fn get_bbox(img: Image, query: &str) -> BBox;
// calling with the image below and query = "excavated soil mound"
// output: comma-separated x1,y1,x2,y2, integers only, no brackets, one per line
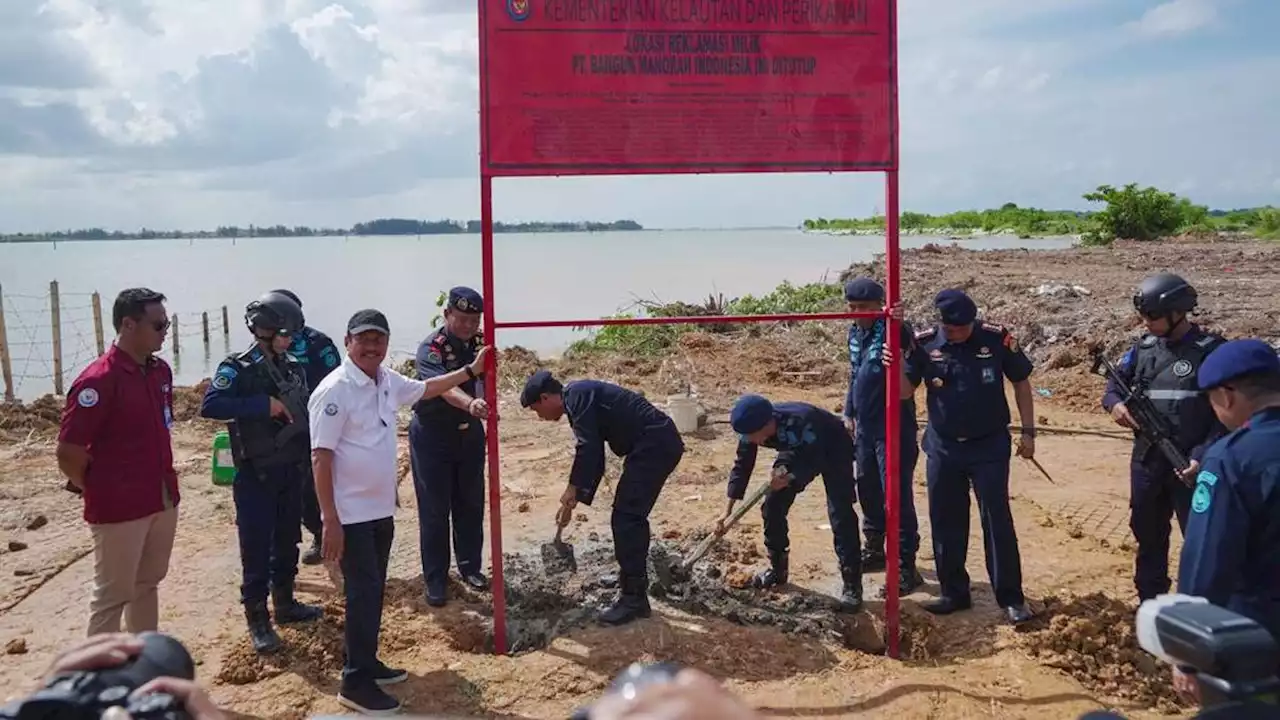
1017,592,1190,713
0,395,62,440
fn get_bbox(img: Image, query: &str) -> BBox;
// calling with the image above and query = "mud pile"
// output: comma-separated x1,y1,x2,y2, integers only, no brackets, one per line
1017,592,1189,712
0,395,63,440
217,601,348,686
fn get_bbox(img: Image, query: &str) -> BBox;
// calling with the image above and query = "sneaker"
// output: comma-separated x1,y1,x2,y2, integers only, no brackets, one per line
338,682,401,716
374,662,409,686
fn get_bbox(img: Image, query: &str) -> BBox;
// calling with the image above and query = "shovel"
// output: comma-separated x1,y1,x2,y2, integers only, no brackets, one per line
652,480,772,590
540,523,577,574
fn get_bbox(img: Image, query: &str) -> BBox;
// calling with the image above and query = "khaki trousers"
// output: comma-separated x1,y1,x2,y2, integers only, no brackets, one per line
87,507,179,637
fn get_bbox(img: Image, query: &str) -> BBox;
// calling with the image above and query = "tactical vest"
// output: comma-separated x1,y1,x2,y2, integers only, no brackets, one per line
1129,330,1224,461
227,350,312,470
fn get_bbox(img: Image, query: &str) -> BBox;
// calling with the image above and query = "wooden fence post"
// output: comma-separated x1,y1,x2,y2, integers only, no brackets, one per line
91,292,105,356
202,311,210,348
0,284,14,402
222,306,230,336
171,313,180,356
50,281,64,395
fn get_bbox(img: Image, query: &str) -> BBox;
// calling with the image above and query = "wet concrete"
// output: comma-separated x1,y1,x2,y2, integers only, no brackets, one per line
470,537,886,655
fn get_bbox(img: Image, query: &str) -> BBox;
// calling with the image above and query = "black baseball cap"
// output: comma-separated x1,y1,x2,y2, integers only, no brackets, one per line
347,309,390,335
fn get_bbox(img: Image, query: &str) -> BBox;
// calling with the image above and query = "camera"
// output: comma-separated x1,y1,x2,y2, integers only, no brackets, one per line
1136,594,1280,718
0,632,196,720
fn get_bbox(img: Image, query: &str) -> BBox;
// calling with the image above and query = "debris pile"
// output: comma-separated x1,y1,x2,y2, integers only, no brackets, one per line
1017,592,1190,713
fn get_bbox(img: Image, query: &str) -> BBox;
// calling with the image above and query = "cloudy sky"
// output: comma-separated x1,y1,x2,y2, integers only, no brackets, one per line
2,0,1277,233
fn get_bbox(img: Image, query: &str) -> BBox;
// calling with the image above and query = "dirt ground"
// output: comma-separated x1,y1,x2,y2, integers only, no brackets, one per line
2,238,1277,719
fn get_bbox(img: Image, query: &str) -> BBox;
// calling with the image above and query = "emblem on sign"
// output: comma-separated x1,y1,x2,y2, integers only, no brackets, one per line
1172,359,1193,378
506,0,529,21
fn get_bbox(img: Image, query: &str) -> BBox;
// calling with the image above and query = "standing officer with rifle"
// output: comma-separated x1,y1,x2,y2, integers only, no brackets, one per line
201,291,322,654
1096,273,1227,602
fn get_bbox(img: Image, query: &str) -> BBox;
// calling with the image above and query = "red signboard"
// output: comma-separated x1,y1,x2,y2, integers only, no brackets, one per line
479,0,896,175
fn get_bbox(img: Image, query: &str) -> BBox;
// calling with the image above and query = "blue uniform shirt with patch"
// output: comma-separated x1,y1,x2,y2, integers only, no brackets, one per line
1176,406,1280,641
287,326,341,392
844,318,921,440
727,401,846,500
200,345,299,420
411,327,484,424
562,380,675,505
907,322,1034,442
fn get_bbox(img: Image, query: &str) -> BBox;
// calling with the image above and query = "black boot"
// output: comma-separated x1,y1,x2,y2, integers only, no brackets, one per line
272,581,323,624
245,601,282,654
839,566,864,612
752,551,789,588
599,575,651,626
898,554,924,594
860,533,886,572
301,534,322,566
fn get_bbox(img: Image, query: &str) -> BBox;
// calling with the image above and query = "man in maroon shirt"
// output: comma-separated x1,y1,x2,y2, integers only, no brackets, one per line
56,288,181,637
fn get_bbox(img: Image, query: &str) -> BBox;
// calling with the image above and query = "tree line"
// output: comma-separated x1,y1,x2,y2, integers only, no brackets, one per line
803,184,1280,244
0,218,644,243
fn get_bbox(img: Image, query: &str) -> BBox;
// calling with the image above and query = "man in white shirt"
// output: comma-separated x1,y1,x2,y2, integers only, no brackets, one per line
308,309,490,716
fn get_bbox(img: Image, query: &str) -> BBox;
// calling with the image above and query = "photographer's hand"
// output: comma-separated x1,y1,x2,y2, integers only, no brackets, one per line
39,633,144,687
1171,667,1201,704
590,668,760,720
130,677,226,720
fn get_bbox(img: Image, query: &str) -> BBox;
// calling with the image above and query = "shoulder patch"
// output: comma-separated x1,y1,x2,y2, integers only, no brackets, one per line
981,322,1006,334
1196,334,1218,348
430,333,448,348
323,402,339,416
914,327,937,341
1003,332,1020,353
1191,470,1218,514
323,350,339,368
212,364,238,390
76,387,100,408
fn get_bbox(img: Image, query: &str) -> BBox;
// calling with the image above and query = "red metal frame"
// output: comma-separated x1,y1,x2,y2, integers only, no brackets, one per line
477,2,903,660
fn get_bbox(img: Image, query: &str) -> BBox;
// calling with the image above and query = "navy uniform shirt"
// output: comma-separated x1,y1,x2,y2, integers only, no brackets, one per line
412,328,484,426
288,326,341,393
201,344,306,420
908,322,1034,443
844,318,921,440
1100,325,1226,463
563,380,674,505
727,402,848,500
1177,406,1280,640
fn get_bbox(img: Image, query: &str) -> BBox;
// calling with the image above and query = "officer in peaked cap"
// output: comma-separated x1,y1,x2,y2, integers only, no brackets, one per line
721,393,864,612
841,277,925,594
409,286,490,607
906,288,1036,624
1176,338,1280,645
1100,273,1227,602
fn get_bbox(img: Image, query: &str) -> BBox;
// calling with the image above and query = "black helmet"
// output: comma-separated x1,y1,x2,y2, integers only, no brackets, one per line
269,289,305,325
1133,273,1197,317
245,291,304,336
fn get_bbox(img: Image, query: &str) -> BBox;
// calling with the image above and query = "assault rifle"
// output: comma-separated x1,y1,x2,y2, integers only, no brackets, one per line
1090,351,1191,473
261,357,310,450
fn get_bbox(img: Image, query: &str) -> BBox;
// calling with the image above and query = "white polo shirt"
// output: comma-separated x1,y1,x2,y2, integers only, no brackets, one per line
308,355,426,526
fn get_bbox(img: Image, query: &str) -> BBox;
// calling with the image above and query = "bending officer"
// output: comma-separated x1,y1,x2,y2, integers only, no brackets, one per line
521,371,684,626
722,394,863,612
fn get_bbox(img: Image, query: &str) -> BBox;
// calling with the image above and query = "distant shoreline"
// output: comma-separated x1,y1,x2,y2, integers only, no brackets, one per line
801,226,1081,239
0,218,644,243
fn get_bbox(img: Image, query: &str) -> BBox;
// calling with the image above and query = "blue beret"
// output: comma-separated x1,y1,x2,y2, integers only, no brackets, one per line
520,369,562,407
844,278,884,302
1197,339,1280,390
935,289,977,326
448,286,484,314
730,394,774,435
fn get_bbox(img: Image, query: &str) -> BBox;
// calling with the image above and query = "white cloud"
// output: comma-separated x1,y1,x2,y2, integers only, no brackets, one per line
1127,0,1218,38
0,0,1273,233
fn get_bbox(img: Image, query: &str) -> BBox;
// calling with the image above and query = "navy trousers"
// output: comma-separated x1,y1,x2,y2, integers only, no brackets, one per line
1130,456,1192,600
301,465,322,539
231,462,304,604
409,416,486,588
925,432,1025,608
762,443,862,573
856,431,921,556
613,430,684,580
340,516,395,691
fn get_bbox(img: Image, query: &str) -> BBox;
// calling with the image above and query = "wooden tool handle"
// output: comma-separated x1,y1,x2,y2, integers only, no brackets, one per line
681,481,771,570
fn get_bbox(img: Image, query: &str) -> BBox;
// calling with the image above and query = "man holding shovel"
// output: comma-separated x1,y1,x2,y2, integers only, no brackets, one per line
521,370,685,626
718,394,864,612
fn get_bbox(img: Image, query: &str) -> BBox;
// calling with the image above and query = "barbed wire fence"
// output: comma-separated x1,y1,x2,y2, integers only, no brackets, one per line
0,281,230,403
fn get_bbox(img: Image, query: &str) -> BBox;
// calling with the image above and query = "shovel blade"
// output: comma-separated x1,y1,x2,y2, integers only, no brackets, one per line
541,540,577,574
